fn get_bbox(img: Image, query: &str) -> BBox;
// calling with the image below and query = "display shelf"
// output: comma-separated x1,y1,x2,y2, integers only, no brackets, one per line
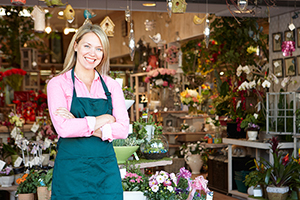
179,115,210,119
120,158,173,172
223,138,294,199
0,185,17,200
204,143,227,149
163,131,213,135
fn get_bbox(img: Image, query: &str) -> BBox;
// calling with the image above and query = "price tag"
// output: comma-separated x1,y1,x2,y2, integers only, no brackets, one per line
31,122,40,133
133,152,139,161
128,124,133,134
14,156,23,168
274,34,280,40
289,23,295,31
274,61,279,67
40,155,45,164
287,32,292,38
0,160,6,171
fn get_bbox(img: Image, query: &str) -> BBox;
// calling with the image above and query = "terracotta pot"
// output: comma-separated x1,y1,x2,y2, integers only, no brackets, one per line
37,186,50,200
266,186,289,200
184,154,203,174
18,193,35,200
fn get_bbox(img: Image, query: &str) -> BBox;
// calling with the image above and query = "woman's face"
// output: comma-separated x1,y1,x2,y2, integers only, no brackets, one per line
74,32,104,70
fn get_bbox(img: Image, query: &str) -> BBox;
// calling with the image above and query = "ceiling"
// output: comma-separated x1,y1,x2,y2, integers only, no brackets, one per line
1,0,300,32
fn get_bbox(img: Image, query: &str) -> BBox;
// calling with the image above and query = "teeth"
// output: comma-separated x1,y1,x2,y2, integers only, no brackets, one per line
85,58,95,62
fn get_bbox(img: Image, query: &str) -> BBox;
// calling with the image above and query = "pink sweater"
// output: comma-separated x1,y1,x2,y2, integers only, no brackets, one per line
47,70,129,141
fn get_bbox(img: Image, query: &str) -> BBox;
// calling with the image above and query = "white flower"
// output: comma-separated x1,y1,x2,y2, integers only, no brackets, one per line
167,186,174,192
238,81,248,91
236,65,243,77
191,144,196,152
248,80,256,89
236,100,241,109
262,80,271,88
156,175,165,184
281,77,289,87
155,79,164,86
175,88,180,93
151,185,159,192
215,115,219,120
187,89,198,98
243,65,251,74
253,113,258,119
44,138,52,149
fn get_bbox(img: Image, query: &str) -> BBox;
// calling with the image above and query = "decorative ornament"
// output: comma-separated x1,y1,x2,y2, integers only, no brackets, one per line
165,45,179,65
100,16,115,37
144,19,155,31
125,6,131,22
128,22,135,61
83,9,96,19
166,0,172,18
281,41,295,57
193,15,206,25
204,18,210,48
172,0,187,13
31,5,45,33
237,0,248,11
44,0,66,7
11,0,26,5
58,4,75,23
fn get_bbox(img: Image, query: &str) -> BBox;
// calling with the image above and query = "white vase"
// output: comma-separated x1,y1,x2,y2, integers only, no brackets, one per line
0,175,14,187
125,100,135,110
123,191,147,200
184,154,203,174
247,131,258,141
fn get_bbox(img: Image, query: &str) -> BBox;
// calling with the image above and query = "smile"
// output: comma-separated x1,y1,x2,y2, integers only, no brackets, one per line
85,57,96,63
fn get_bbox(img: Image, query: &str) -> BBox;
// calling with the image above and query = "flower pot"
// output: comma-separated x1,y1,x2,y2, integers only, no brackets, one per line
37,186,50,200
42,153,50,166
266,186,289,200
184,154,203,174
113,146,139,164
18,193,35,200
247,131,258,141
125,100,135,110
123,191,147,200
0,175,14,187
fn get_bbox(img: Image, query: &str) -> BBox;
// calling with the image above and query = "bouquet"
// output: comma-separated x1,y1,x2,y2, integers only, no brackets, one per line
122,86,135,100
180,88,202,107
180,141,206,158
144,68,176,88
0,68,27,91
122,172,145,191
144,170,177,200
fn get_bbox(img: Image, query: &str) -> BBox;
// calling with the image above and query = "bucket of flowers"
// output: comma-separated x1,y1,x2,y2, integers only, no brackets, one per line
0,165,14,187
180,88,202,116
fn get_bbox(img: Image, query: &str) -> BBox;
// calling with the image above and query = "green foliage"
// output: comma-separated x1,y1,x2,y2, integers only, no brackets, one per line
16,169,41,194
44,168,53,191
244,170,264,187
112,134,144,146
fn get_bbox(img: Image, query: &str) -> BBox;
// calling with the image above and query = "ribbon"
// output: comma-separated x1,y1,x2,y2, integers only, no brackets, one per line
282,41,295,56
187,175,210,200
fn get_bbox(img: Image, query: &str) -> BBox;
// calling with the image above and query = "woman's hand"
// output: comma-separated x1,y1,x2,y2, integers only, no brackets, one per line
54,107,75,119
94,114,116,130
93,128,102,139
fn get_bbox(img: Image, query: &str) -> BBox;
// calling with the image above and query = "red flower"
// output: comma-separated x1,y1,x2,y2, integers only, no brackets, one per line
282,154,289,166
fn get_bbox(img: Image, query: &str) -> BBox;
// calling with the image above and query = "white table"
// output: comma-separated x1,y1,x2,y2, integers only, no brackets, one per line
222,138,294,199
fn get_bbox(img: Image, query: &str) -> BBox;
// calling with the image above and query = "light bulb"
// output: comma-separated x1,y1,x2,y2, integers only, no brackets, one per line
45,26,52,34
64,28,70,35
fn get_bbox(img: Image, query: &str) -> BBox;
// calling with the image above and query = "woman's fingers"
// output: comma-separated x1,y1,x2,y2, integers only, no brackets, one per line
55,107,75,119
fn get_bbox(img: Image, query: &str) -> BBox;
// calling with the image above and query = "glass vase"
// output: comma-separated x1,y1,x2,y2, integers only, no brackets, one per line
160,87,170,108
188,105,198,116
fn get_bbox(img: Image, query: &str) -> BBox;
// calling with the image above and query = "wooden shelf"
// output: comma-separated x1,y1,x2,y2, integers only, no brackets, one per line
163,131,214,135
169,144,181,148
179,115,209,119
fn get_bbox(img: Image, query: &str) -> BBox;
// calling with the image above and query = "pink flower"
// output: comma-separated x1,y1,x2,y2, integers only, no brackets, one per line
144,76,151,83
163,81,168,87
171,69,176,75
163,180,172,186
159,68,166,75
166,69,171,75
129,179,135,183
152,70,159,77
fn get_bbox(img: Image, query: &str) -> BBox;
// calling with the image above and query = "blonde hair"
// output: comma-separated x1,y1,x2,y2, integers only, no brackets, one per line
59,23,110,75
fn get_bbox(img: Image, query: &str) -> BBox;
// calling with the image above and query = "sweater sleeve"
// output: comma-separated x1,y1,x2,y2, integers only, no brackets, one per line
47,76,93,138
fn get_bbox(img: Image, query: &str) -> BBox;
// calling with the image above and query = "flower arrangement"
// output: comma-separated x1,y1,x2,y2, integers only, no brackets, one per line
16,169,40,194
0,68,27,91
0,166,14,176
180,88,202,108
122,86,135,100
180,141,206,158
144,68,176,88
35,118,58,153
240,113,260,131
201,83,211,96
165,45,179,65
122,172,145,191
180,121,190,132
143,170,177,200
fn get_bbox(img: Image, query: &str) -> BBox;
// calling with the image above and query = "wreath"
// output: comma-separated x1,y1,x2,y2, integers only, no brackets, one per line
165,45,179,65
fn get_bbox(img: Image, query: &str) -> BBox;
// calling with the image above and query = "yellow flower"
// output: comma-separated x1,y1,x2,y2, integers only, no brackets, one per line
180,90,188,98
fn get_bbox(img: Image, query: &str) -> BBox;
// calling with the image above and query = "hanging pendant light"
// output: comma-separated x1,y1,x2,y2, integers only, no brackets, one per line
166,0,172,18
31,5,45,33
125,6,131,22
129,22,135,61
45,16,52,34
204,19,210,48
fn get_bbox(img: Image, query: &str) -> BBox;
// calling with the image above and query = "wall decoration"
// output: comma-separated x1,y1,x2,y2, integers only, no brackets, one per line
57,4,75,23
297,28,300,48
273,59,283,77
11,0,26,5
83,10,96,19
285,57,296,76
172,0,187,13
272,32,282,52
100,16,115,37
297,56,300,75
31,5,45,33
284,30,295,41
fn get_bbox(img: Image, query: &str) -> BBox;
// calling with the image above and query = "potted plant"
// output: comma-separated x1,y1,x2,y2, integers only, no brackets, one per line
36,169,53,200
180,141,207,174
112,135,144,164
261,137,300,200
122,170,147,200
123,86,135,110
16,169,40,200
0,165,14,187
143,170,177,200
240,113,260,141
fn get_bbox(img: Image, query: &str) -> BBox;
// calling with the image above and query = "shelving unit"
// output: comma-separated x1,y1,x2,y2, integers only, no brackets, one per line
130,72,150,122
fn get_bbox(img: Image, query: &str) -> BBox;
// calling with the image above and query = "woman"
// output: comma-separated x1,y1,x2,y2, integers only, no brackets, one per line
47,22,129,199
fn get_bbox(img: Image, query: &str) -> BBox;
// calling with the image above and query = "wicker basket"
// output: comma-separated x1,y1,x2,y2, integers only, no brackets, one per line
164,158,186,173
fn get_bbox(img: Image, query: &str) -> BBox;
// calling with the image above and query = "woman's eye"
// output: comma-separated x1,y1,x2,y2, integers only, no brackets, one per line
84,45,90,48
96,48,102,51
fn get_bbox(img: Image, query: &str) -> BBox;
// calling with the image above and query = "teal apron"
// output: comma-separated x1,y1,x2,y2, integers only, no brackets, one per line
51,68,123,200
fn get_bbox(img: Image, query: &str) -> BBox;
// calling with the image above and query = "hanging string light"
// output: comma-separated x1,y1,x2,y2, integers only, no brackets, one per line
166,0,172,18
204,0,210,48
45,16,52,34
128,0,135,61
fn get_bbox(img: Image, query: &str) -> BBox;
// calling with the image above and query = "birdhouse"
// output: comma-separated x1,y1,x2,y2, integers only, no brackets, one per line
11,0,26,5
100,16,115,37
31,6,45,33
172,0,187,13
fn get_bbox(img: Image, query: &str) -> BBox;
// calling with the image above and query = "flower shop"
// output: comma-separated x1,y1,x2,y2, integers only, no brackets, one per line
1,1,300,200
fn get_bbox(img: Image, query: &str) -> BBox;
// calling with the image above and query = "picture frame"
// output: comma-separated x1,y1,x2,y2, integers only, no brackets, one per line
284,57,296,76
297,56,300,75
272,32,282,52
273,59,283,77
284,30,295,42
297,28,300,48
